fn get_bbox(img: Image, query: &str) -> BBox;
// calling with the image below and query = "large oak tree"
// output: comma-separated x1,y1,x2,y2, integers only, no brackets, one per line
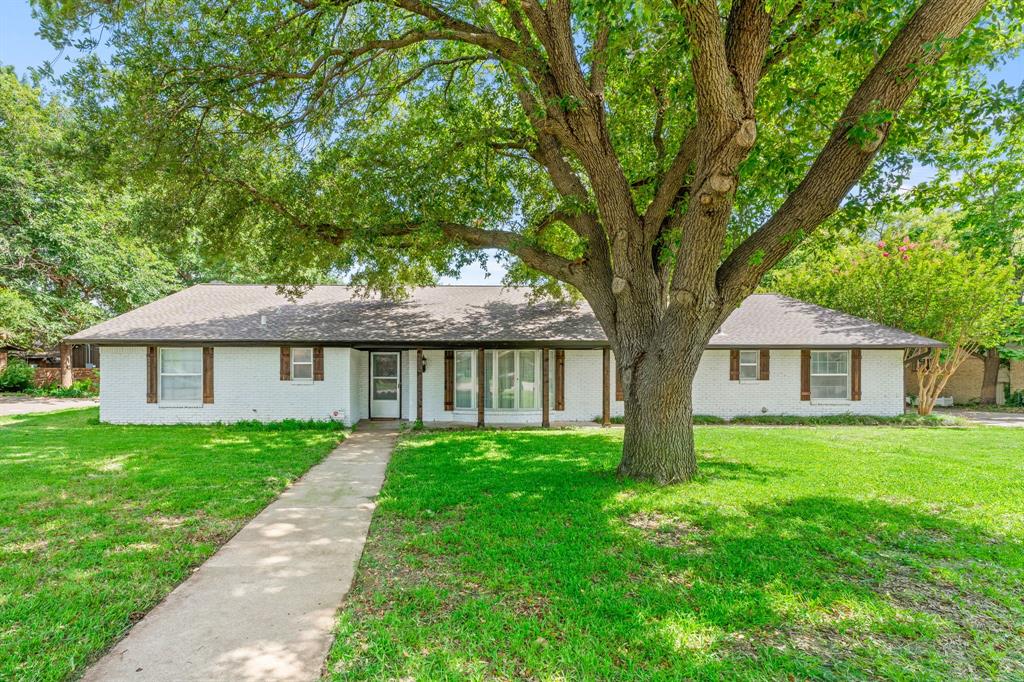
38,0,1022,481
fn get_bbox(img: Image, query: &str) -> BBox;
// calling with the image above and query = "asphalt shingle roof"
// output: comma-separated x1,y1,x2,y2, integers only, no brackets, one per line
66,285,942,348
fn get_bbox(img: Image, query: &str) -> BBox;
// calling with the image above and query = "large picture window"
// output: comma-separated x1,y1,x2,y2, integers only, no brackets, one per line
454,349,541,410
810,350,849,400
159,348,202,402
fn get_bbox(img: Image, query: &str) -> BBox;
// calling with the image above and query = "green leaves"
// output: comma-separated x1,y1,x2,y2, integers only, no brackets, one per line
769,215,1023,353
0,68,180,349
23,0,1024,296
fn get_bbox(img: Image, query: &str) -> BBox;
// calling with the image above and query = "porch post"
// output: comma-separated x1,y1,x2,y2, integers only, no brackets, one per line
60,344,73,388
542,347,550,428
601,347,611,427
416,348,424,422
477,348,485,427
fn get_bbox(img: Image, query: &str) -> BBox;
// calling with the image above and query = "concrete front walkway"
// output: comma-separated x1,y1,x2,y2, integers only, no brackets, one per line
82,426,397,682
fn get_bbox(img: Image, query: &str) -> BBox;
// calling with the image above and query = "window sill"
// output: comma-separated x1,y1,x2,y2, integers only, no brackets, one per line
290,379,315,385
811,399,852,405
158,402,204,409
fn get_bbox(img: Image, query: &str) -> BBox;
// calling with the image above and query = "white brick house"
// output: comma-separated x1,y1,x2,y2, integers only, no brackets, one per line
67,285,940,425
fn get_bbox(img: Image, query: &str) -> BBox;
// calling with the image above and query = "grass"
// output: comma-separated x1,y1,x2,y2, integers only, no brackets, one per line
327,426,1024,681
601,413,963,426
0,408,345,681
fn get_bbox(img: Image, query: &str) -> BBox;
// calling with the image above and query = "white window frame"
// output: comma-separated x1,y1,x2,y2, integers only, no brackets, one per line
810,350,850,401
738,350,760,381
291,347,314,383
158,347,203,406
454,349,542,412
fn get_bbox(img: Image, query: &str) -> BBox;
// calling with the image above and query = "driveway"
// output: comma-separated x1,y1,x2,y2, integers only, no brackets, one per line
944,409,1024,427
82,424,397,682
0,395,98,417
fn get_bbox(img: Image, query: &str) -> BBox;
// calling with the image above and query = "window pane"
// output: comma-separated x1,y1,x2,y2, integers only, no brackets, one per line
811,375,848,399
292,362,313,380
292,347,313,364
372,353,398,378
519,351,536,409
160,375,201,401
497,350,516,409
811,350,847,375
739,350,758,380
455,351,474,409
161,348,201,374
484,352,493,408
373,378,398,400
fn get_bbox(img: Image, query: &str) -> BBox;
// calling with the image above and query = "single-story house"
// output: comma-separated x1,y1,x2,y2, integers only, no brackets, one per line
65,284,941,425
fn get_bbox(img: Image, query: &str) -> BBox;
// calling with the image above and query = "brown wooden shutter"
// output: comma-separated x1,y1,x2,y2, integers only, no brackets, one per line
800,349,811,401
554,349,565,411
203,347,214,404
615,365,624,401
759,349,770,381
443,350,454,411
280,347,291,381
729,349,740,380
313,346,324,381
146,346,158,403
851,349,862,401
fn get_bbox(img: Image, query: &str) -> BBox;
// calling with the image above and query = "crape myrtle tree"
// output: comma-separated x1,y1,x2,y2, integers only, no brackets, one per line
38,0,1022,482
769,225,1022,415
907,108,1024,404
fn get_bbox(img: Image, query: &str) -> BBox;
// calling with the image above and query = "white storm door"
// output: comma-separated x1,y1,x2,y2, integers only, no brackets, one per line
370,352,401,418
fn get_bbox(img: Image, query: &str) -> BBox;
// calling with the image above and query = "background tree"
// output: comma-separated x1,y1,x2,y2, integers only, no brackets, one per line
0,67,180,350
770,226,1022,414
36,0,1024,481
904,108,1024,403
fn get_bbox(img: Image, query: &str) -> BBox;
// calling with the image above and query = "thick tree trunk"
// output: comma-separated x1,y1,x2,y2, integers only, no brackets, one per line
618,372,698,484
613,322,711,485
979,348,1001,405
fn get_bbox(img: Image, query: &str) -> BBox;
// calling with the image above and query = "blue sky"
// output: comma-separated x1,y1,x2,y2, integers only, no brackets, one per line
2,0,1021,284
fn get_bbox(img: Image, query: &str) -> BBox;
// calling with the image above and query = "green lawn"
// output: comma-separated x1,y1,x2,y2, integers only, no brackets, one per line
327,426,1024,681
0,408,344,682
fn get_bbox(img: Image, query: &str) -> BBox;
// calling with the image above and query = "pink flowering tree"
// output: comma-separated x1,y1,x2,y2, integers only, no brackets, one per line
771,230,1022,414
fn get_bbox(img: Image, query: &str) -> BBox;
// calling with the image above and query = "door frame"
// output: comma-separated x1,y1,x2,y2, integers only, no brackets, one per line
368,351,402,419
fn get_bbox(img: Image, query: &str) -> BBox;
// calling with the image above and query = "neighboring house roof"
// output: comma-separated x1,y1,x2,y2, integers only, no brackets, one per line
66,284,943,349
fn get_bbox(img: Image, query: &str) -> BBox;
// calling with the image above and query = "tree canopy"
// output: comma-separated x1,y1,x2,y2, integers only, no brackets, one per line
0,67,180,350
37,0,1023,293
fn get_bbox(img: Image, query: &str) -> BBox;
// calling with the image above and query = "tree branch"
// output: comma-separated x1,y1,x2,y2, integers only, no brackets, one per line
717,0,989,305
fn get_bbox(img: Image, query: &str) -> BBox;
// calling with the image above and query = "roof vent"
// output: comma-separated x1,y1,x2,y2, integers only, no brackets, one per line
260,315,267,326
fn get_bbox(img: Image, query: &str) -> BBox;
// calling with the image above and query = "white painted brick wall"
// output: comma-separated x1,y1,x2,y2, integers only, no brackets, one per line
99,346,904,424
99,346,357,425
692,349,905,418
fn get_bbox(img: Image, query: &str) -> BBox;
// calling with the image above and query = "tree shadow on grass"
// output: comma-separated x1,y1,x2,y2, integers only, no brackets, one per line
331,430,1024,681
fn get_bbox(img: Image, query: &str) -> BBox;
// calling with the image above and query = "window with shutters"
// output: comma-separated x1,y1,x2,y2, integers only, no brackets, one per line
810,350,850,400
291,347,314,382
738,350,759,381
455,349,541,411
159,348,203,404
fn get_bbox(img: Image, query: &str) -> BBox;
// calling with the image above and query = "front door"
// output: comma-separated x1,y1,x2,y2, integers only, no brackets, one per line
370,352,401,418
